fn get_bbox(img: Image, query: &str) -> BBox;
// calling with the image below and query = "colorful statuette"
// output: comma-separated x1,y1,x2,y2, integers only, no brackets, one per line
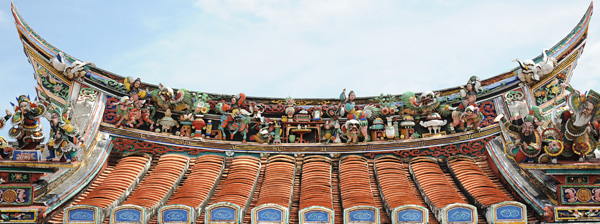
45,105,80,162
6,95,47,150
558,84,600,161
514,49,557,84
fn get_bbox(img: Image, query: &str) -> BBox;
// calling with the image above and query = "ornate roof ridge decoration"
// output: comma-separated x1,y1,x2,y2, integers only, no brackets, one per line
10,2,593,104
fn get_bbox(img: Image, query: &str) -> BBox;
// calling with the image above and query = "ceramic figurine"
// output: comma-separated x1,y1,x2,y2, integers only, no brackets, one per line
254,118,275,144
50,51,95,80
189,93,211,138
115,96,154,129
344,120,362,144
150,83,194,112
273,122,282,144
114,96,133,128
45,106,80,162
400,91,451,119
6,95,47,149
179,113,194,137
450,76,481,133
400,90,451,136
216,93,251,143
558,84,600,162
339,89,380,143
251,103,265,120
514,49,557,84
460,105,484,132
157,109,179,133
323,108,343,144
284,96,295,121
499,111,542,162
339,89,356,116
191,114,206,138
124,76,148,101
129,99,155,130
138,100,156,130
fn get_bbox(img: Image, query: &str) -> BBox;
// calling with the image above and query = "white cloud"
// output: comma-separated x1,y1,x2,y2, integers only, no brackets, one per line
102,1,595,98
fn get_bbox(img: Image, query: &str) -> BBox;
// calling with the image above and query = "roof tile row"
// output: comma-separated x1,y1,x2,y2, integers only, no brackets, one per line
77,155,151,209
374,156,424,208
299,155,333,210
409,157,466,209
339,155,377,208
167,154,225,208
447,156,511,207
255,155,296,207
122,154,190,209
212,156,261,206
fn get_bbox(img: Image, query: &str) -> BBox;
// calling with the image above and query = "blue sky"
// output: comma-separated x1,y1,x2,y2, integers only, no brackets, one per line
0,1,598,142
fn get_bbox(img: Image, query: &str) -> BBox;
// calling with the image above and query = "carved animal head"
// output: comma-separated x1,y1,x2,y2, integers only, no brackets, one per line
420,91,438,107
521,59,536,71
158,84,174,102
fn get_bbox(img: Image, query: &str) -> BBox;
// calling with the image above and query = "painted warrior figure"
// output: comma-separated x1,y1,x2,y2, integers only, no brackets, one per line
254,117,276,144
45,106,80,162
3,95,47,149
216,93,251,143
558,83,600,161
501,111,542,162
